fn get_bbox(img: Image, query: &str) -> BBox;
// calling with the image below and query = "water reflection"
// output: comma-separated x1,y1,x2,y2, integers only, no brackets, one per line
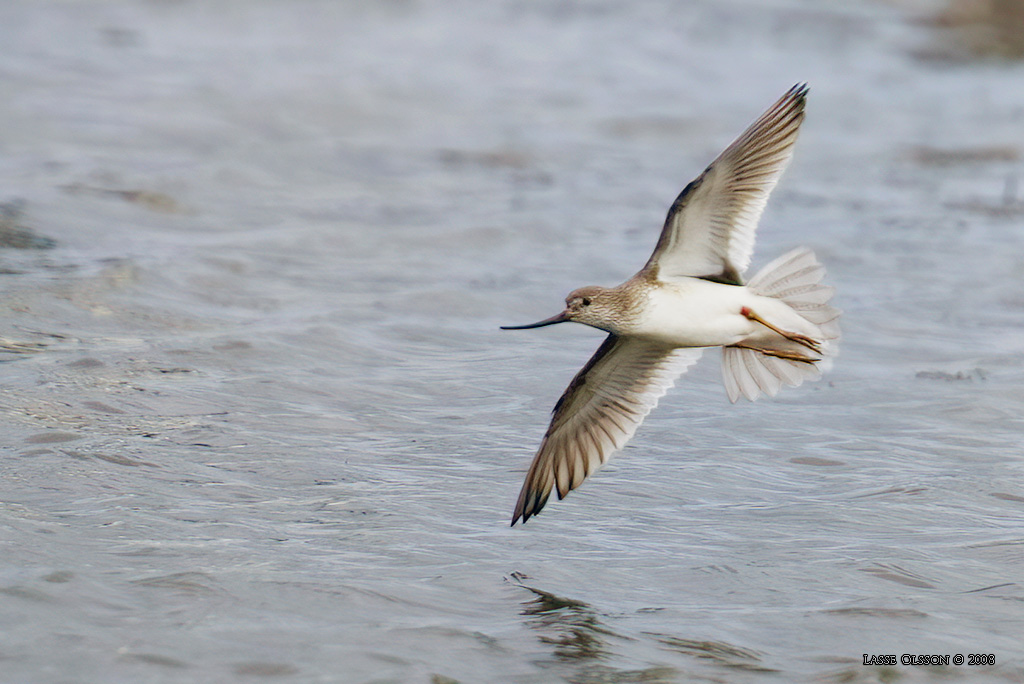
514,579,779,682
519,584,621,662
643,634,777,675
514,579,679,683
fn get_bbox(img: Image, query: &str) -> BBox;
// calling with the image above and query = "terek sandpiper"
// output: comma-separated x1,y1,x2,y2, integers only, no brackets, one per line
503,84,840,525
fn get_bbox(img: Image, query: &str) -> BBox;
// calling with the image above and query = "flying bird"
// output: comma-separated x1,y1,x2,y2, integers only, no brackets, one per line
503,84,840,526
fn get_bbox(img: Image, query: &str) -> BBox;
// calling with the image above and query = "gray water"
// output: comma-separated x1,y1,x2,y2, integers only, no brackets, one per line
2,1,1024,682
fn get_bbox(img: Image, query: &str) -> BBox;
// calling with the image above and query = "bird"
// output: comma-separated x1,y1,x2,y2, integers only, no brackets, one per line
502,84,840,526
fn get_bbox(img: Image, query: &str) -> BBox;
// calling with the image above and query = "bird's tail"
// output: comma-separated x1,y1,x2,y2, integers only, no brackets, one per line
721,247,840,402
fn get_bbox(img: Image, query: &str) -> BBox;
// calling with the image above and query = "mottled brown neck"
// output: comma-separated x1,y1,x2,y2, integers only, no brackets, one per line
605,274,653,329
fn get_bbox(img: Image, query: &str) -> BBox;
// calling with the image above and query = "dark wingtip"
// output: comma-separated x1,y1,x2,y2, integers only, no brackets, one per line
511,498,526,526
511,490,545,526
510,509,531,527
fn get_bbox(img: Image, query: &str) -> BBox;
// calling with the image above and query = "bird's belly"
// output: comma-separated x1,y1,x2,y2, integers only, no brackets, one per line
632,282,753,347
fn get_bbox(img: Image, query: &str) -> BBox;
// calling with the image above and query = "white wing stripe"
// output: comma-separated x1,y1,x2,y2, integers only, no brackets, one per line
644,84,808,283
512,338,702,524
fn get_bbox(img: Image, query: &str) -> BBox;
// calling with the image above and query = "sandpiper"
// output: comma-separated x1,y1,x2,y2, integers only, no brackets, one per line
503,84,840,526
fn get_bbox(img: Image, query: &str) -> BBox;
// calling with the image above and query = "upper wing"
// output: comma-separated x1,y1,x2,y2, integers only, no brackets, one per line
643,84,808,285
511,335,702,525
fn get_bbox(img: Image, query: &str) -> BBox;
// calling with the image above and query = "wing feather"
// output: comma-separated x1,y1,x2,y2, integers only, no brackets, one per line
643,84,808,284
511,335,702,525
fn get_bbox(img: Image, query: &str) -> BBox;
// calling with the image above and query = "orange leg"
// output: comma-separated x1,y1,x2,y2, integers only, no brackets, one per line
740,306,822,353
731,342,819,364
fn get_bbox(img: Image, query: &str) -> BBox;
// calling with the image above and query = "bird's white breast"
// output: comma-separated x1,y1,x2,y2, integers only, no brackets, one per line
631,278,755,348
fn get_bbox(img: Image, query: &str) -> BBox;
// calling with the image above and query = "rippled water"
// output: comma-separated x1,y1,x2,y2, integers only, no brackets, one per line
3,1,1024,682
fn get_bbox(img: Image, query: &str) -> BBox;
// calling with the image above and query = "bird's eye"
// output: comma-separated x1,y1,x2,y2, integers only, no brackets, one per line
581,298,591,306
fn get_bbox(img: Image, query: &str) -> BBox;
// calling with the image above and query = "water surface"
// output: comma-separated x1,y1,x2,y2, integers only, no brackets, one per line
2,1,1024,682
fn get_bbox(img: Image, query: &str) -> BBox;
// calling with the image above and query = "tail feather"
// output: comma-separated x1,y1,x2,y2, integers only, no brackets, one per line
722,346,821,402
722,247,840,403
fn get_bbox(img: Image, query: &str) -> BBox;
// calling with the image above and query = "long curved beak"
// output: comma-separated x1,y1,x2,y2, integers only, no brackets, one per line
500,311,569,330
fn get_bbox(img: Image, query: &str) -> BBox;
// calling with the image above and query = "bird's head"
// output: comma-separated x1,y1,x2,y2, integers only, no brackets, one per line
501,285,620,333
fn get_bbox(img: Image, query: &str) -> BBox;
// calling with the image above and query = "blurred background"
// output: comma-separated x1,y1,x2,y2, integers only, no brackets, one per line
2,0,1024,682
